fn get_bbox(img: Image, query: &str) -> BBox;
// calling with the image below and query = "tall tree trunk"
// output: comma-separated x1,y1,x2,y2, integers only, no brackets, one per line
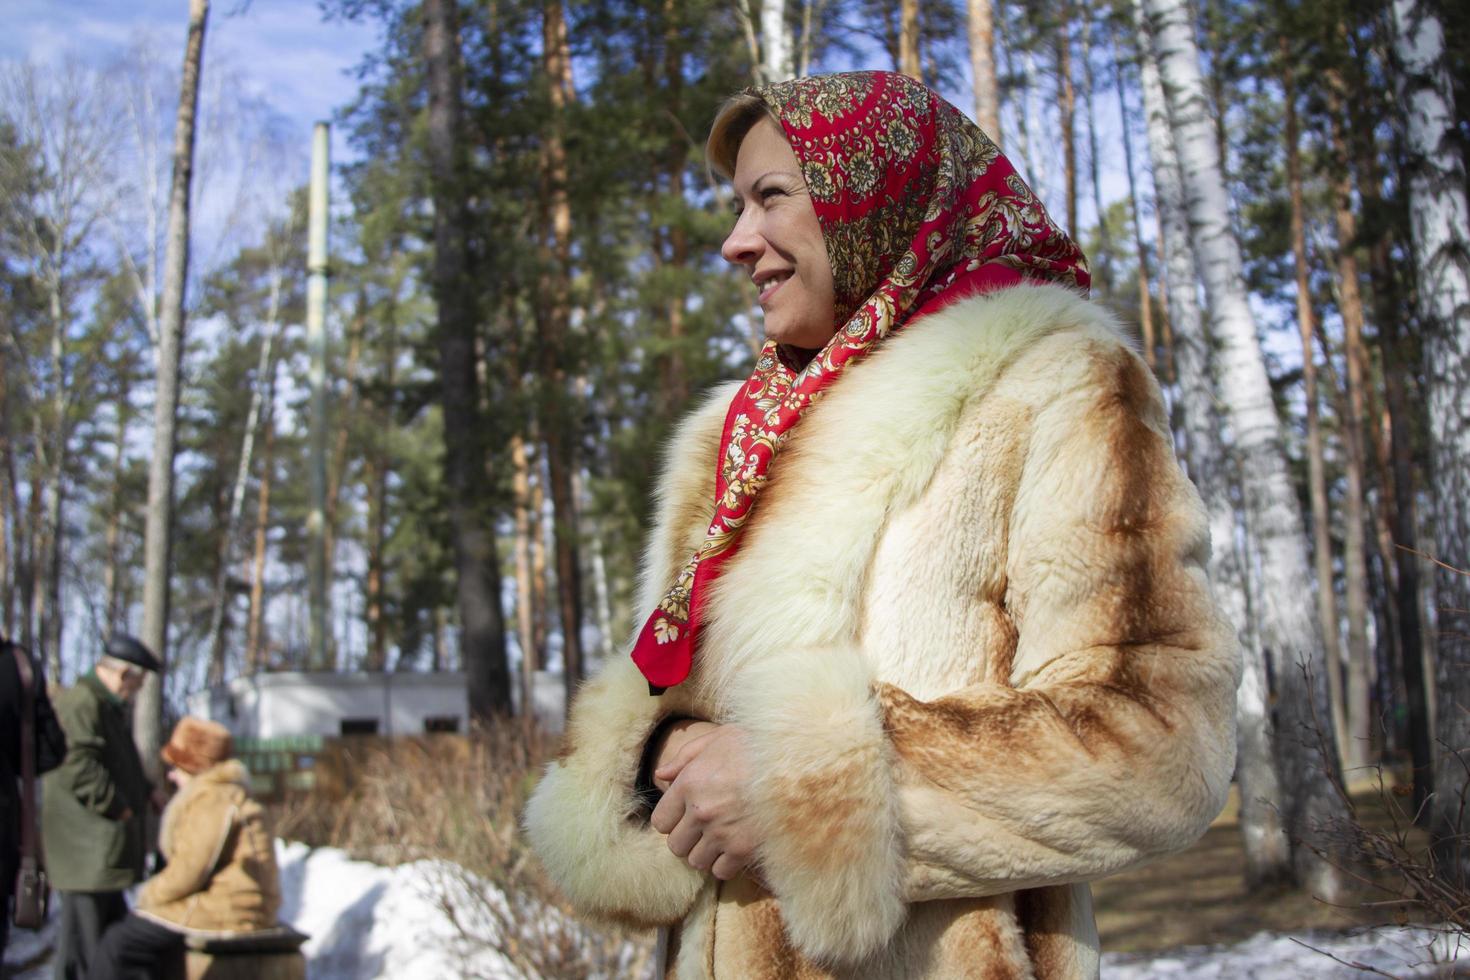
760,0,794,83
362,297,398,675
323,292,367,630
1323,78,1374,772
1354,51,1434,817
531,451,551,666
1112,25,1156,374
423,0,512,722
23,470,41,653
1137,14,1289,887
44,278,66,683
1080,9,1111,295
899,0,921,80
362,453,389,673
512,435,540,732
1389,0,1470,875
245,379,276,675
539,0,585,710
305,123,331,671
1018,45,1046,193
1382,305,1433,819
660,0,690,411
136,0,209,781
1141,0,1343,894
1056,11,1076,235
206,271,284,686
105,401,128,632
1284,47,1348,769
967,0,1001,143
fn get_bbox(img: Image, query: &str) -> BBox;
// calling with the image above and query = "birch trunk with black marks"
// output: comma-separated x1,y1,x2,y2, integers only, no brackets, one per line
1136,0,1292,887
1389,0,1470,877
761,0,794,83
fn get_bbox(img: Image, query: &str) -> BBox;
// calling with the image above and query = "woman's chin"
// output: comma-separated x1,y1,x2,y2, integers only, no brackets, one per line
762,317,838,351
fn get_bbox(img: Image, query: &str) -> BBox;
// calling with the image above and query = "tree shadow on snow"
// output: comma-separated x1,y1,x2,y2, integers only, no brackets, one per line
307,881,389,979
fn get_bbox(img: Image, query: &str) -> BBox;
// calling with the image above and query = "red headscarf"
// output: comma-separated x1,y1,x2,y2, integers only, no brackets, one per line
632,71,1089,692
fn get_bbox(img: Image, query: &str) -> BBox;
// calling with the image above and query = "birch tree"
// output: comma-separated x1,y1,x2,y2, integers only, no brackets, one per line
136,0,210,779
0,63,122,679
1134,9,1289,887
1139,0,1345,896
1388,0,1470,877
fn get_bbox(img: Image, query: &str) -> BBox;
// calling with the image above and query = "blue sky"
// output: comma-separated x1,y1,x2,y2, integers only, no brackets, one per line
4,0,380,166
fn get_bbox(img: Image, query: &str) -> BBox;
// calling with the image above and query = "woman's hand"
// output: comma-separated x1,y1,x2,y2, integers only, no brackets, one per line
650,724,760,881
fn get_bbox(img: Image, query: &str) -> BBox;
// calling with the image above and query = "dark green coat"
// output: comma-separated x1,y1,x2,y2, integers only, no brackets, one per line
41,671,152,891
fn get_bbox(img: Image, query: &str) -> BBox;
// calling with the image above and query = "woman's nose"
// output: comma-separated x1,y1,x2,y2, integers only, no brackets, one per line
721,209,763,266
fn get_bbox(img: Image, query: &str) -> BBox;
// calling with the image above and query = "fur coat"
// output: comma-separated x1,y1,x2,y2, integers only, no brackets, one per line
525,285,1241,978
136,759,282,936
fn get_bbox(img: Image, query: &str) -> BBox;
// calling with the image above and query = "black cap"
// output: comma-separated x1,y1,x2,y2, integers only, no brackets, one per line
103,634,162,672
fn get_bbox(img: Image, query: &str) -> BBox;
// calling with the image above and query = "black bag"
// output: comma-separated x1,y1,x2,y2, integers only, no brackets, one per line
11,644,49,930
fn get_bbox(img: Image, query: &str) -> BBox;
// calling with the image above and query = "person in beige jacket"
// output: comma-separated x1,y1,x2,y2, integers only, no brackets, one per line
87,717,282,979
524,71,1240,978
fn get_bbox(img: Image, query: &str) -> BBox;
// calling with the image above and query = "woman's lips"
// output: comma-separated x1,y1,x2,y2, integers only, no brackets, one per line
758,273,790,305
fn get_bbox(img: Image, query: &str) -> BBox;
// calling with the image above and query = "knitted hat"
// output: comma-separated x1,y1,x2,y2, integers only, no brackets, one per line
160,716,233,774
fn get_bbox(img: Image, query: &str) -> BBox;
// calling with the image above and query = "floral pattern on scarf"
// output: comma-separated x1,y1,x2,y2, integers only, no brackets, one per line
632,71,1090,691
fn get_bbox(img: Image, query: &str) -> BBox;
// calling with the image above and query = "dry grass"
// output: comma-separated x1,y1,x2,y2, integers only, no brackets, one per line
1093,779,1437,955
267,720,655,980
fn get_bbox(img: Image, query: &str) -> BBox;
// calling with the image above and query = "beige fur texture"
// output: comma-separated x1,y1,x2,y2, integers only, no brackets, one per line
524,284,1240,978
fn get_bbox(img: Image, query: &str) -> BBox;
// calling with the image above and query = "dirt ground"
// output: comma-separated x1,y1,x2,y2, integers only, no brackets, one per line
1093,779,1426,953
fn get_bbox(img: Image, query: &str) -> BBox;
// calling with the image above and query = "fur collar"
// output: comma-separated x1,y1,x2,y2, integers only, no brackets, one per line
687,283,1127,708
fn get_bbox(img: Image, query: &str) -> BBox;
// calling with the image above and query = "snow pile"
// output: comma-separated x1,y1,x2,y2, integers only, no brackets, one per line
1102,926,1460,978
4,842,1464,978
276,839,524,979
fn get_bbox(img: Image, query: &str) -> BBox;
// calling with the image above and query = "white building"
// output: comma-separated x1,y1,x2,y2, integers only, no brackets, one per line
187,669,567,739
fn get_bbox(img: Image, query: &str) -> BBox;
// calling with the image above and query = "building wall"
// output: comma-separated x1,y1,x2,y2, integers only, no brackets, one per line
187,669,566,739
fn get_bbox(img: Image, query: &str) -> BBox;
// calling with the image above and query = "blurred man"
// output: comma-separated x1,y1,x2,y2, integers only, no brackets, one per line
1,637,66,961
42,635,165,980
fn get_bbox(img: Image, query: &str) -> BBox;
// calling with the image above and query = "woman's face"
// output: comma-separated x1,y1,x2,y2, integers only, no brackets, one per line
721,116,837,350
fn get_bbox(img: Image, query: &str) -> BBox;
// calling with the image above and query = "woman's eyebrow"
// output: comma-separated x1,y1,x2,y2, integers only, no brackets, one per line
735,169,801,196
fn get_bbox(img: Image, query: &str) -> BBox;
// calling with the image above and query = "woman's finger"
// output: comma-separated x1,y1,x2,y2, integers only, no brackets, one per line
654,726,717,781
650,782,686,835
710,852,747,881
665,811,704,859
685,835,721,873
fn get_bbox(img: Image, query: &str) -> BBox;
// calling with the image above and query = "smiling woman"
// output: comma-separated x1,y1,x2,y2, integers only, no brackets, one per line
525,71,1240,980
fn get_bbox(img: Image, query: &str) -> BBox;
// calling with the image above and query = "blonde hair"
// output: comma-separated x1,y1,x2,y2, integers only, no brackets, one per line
706,91,780,180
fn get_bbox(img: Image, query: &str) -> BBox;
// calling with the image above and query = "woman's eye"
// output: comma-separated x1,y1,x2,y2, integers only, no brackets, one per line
759,187,783,200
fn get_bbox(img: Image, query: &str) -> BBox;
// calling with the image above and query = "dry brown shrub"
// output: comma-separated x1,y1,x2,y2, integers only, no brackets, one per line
268,719,655,979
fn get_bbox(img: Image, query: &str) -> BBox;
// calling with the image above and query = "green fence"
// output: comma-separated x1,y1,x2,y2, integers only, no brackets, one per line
234,735,325,800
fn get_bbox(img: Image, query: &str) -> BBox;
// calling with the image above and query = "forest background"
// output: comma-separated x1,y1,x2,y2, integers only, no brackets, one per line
3,0,1470,947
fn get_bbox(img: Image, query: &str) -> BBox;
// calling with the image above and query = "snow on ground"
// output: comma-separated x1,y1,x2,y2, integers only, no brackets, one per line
3,842,1464,978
